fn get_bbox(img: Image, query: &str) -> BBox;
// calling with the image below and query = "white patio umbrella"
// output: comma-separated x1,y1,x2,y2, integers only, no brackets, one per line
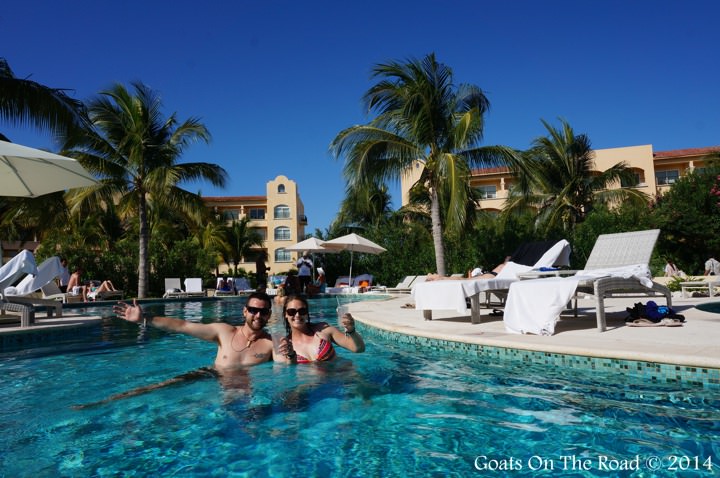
284,237,329,254
0,140,97,197
323,233,386,286
285,237,338,281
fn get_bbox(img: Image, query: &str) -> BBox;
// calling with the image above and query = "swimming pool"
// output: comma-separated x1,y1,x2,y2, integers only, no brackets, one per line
1,296,717,476
697,301,720,314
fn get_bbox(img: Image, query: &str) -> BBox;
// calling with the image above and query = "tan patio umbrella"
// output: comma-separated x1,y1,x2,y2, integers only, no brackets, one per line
0,140,97,197
323,233,386,286
285,237,338,281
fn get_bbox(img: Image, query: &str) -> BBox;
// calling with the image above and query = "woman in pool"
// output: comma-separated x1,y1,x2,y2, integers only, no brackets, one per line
282,295,365,362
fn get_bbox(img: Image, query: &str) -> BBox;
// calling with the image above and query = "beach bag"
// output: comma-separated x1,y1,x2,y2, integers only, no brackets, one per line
625,301,685,323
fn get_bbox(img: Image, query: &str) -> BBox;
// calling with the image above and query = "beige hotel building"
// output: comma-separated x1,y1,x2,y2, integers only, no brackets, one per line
401,144,720,212
203,175,307,275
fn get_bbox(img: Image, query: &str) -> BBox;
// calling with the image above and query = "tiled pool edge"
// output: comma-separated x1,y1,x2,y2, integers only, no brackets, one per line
358,322,720,391
0,320,101,352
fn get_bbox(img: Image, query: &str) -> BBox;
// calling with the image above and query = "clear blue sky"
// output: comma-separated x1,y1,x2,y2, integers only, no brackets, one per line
3,1,719,233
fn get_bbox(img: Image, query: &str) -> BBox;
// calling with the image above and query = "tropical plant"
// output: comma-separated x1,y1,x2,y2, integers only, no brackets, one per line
0,191,70,243
0,58,90,245
330,53,518,276
335,181,393,228
0,57,88,141
504,119,648,233
223,217,264,276
192,218,231,276
62,82,227,297
650,160,720,274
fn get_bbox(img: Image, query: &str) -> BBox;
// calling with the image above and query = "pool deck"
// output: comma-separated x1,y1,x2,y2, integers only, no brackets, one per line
346,293,720,369
1,294,719,370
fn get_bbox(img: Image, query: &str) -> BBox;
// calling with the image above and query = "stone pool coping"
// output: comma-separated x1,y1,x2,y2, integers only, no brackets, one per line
347,294,720,389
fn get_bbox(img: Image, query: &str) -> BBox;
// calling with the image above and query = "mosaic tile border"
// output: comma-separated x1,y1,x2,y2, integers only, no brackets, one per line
360,324,720,391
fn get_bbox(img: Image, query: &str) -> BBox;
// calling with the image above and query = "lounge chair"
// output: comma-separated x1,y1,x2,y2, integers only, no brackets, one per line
163,278,185,298
372,275,417,293
183,278,206,297
41,281,83,303
0,250,38,327
215,277,236,296
86,280,124,301
352,274,374,291
233,278,255,293
4,256,65,317
504,229,671,335
326,276,352,294
90,289,124,301
412,239,571,323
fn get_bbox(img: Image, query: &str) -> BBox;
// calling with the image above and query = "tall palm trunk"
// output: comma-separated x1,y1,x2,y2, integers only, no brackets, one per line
429,187,446,276
137,192,149,298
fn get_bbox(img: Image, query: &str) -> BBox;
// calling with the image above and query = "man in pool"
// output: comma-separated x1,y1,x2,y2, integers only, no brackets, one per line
114,291,290,368
74,292,290,408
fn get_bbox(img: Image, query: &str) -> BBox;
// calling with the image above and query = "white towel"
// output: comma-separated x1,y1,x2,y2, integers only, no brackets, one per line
0,250,38,295
504,277,580,335
4,256,63,296
503,264,653,335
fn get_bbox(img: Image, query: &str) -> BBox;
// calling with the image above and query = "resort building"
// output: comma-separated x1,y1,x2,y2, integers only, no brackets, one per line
203,175,307,275
401,144,720,212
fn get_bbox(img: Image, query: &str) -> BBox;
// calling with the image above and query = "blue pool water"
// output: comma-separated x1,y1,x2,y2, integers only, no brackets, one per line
697,301,720,314
1,296,718,477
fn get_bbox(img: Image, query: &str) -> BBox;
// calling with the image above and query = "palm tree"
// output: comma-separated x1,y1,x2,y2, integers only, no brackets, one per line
330,53,518,276
192,218,231,276
504,119,648,232
0,57,88,141
63,82,227,298
336,181,393,228
223,217,264,275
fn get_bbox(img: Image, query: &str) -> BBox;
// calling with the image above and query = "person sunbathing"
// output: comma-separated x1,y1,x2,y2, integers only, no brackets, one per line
87,280,118,301
426,257,510,281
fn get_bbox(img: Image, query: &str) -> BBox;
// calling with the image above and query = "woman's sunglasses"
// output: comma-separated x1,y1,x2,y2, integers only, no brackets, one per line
246,306,271,316
286,307,309,316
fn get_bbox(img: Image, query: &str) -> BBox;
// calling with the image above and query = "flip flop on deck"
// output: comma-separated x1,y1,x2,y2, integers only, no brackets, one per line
626,318,684,327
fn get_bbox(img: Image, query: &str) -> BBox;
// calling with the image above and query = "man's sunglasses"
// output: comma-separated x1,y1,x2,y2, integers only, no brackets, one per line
246,306,271,316
286,307,309,316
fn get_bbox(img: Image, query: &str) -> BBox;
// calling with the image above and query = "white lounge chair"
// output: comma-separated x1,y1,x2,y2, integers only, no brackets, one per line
184,278,206,297
372,275,417,293
163,278,185,298
326,276,352,294
504,229,671,334
4,256,65,317
412,239,571,323
41,281,83,303
0,250,38,327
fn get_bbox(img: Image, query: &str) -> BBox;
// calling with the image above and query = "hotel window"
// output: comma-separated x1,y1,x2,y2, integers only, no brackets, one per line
655,170,679,185
222,210,239,221
476,185,497,199
275,248,291,262
274,205,290,219
274,226,291,241
251,228,266,240
248,208,265,220
278,184,286,193
621,172,641,188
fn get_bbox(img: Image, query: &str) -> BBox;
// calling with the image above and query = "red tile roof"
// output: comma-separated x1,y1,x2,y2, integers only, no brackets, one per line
654,146,720,159
471,166,512,175
203,195,267,202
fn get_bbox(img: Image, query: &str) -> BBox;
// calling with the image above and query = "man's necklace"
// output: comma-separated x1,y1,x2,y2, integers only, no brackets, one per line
231,326,255,352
